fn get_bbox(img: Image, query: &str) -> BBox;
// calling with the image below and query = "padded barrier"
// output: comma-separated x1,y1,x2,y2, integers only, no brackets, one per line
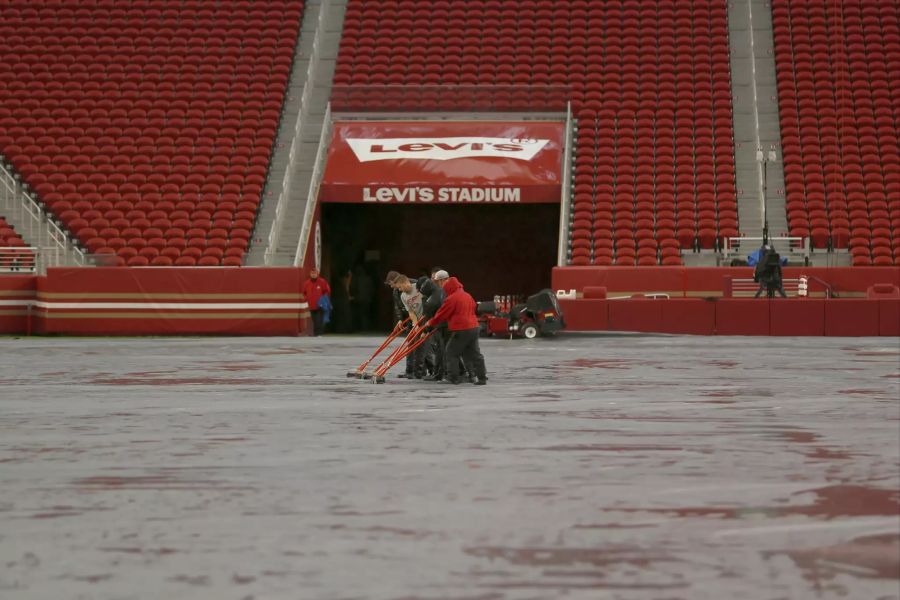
714,298,770,336
553,266,900,298
769,299,826,336
583,286,607,299
659,299,717,335
879,300,900,336
0,275,37,334
556,295,894,336
557,298,608,331
31,267,307,336
868,284,900,299
607,297,664,333
824,299,881,337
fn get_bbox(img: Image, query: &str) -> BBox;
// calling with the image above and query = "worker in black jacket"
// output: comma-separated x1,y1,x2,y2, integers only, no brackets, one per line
417,275,446,381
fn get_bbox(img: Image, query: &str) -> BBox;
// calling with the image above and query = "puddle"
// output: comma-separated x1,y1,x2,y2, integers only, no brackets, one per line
72,474,254,492
465,545,679,572
535,444,694,453
771,533,900,581
86,376,282,386
602,485,899,520
558,359,637,369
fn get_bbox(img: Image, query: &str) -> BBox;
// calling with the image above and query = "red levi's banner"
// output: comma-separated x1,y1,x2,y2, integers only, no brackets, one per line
320,121,565,204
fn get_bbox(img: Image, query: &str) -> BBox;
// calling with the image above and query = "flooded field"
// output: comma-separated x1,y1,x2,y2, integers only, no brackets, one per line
1,334,898,599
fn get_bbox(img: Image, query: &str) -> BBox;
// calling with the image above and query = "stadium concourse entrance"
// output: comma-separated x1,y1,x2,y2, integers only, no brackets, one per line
320,203,559,332
314,119,566,332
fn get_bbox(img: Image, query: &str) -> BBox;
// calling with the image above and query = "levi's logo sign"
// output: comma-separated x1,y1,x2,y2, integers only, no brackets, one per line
346,137,550,162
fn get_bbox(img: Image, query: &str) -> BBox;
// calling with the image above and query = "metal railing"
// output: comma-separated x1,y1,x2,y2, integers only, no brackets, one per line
0,246,37,273
0,162,86,273
728,277,804,297
723,236,809,265
294,103,333,268
557,101,573,267
264,0,332,266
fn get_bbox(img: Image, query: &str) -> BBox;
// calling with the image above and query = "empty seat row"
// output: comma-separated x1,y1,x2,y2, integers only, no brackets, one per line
336,0,738,266
772,0,899,265
0,0,305,266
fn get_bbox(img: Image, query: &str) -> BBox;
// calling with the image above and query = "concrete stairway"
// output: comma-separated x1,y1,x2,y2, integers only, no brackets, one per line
728,0,787,244
247,0,347,266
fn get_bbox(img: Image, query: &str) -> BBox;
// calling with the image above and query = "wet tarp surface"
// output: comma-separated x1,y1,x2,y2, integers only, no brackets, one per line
1,335,898,599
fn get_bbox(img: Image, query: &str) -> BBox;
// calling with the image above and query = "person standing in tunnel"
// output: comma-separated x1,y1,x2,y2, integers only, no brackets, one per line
426,276,487,385
302,268,331,336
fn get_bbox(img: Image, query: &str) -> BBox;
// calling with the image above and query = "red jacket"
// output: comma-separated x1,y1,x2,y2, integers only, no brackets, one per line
302,276,331,310
428,277,479,331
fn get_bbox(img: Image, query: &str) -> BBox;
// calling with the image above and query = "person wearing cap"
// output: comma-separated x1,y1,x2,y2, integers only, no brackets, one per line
302,268,331,336
426,276,487,385
432,268,450,287
418,270,475,382
416,274,448,381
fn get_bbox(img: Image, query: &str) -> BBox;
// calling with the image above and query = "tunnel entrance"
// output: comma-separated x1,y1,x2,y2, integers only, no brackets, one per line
320,203,559,332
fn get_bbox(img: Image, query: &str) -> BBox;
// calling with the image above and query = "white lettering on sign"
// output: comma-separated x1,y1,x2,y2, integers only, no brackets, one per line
347,137,549,162
362,187,521,203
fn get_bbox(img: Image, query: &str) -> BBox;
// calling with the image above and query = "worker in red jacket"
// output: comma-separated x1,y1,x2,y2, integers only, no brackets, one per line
426,276,487,385
302,268,331,336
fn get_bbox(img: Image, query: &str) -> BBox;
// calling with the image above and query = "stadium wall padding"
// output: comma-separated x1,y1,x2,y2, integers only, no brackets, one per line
557,298,608,331
552,266,900,298
0,275,37,334
556,296,898,337
26,268,307,336
879,300,900,336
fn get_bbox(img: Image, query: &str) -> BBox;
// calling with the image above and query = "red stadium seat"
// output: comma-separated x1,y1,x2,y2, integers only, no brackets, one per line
771,0,897,266
0,1,304,265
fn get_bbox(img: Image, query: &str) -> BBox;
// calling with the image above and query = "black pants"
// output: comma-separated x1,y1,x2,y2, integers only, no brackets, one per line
445,327,486,381
430,327,446,377
310,309,325,336
754,281,787,298
404,338,426,376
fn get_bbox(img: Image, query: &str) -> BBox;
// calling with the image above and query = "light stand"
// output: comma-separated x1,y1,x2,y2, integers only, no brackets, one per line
757,148,778,245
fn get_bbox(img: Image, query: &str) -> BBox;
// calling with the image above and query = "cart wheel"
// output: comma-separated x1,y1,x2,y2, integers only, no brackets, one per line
522,323,538,339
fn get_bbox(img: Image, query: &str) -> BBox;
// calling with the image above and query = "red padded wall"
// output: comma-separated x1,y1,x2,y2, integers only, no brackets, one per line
879,299,900,336
770,299,826,336
824,298,880,336
659,299,716,335
33,267,305,336
714,299,770,336
607,298,664,333
0,275,37,334
557,298,608,331
553,266,900,297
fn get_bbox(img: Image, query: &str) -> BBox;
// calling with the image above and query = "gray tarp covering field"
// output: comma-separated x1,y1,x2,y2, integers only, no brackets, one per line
1,335,898,599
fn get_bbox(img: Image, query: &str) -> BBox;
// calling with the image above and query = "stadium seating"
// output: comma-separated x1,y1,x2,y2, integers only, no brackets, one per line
772,0,900,266
334,0,738,266
0,0,304,266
